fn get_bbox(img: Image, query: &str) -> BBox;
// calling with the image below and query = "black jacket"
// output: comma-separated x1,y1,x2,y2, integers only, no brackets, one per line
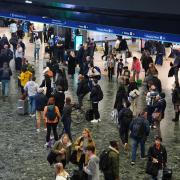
90,84,101,102
54,91,65,113
0,67,12,81
153,98,166,119
128,82,138,94
172,87,180,105
120,39,128,51
114,91,128,112
35,93,48,111
148,144,167,169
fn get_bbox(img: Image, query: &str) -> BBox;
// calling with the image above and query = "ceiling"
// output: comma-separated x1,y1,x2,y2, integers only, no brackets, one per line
1,0,180,35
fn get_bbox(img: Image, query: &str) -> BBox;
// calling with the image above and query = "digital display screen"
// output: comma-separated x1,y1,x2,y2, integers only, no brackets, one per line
75,35,83,51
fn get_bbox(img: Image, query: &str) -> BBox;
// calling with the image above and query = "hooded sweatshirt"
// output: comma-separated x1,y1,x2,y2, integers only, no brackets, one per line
84,154,100,180
24,80,38,96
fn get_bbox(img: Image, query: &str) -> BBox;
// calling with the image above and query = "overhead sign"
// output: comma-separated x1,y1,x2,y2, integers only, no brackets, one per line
0,11,180,43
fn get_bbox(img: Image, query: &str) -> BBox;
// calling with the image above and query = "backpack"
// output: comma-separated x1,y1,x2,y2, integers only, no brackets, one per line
49,38,55,47
94,66,101,80
7,49,13,60
123,108,133,126
132,118,145,138
46,105,57,121
99,149,110,172
97,85,103,101
1,69,10,79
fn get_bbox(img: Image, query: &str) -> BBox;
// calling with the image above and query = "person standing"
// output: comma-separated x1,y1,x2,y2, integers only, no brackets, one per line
83,145,100,180
0,62,12,100
67,51,76,78
54,86,65,115
102,37,109,60
107,54,115,81
74,128,96,170
118,101,133,150
34,36,41,61
44,97,61,147
15,43,23,71
24,77,39,117
116,58,124,80
131,57,141,81
103,141,120,180
43,24,48,43
172,81,180,122
55,162,70,180
120,38,128,64
90,79,103,123
147,136,167,180
35,88,48,132
62,97,73,140
129,110,150,165
18,66,32,94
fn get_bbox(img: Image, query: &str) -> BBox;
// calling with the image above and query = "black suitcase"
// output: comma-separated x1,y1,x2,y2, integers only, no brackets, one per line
85,109,94,121
163,167,172,180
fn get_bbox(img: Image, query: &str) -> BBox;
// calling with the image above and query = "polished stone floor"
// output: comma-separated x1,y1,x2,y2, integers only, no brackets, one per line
0,28,180,180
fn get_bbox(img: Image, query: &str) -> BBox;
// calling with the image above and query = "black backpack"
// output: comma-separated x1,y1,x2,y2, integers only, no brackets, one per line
132,118,145,138
46,105,57,121
123,108,133,126
97,85,103,101
99,149,110,172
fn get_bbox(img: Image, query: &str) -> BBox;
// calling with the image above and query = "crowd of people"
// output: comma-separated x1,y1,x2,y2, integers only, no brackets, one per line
0,22,178,180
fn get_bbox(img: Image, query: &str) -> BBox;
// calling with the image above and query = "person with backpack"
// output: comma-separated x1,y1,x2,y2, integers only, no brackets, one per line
172,81,180,122
146,85,159,128
100,141,120,180
118,101,133,150
44,97,61,148
90,79,103,123
129,110,150,165
0,62,12,100
48,35,55,60
35,88,48,132
83,145,100,180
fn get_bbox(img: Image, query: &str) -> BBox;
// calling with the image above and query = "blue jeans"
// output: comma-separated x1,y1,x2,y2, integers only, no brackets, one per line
29,96,36,114
62,116,72,140
1,80,10,96
131,138,145,161
34,48,40,60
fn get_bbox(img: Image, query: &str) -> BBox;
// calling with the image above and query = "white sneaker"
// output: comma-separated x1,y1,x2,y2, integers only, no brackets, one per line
91,119,99,123
36,129,40,133
98,119,101,122
44,142,48,148
44,128,47,131
31,114,36,117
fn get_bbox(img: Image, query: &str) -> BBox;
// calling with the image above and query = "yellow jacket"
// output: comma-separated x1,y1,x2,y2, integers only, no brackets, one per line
19,71,32,87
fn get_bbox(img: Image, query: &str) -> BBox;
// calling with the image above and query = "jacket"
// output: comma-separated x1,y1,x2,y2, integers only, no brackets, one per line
74,136,95,165
19,71,32,87
44,105,61,124
151,77,162,93
131,59,141,72
84,155,100,180
52,139,72,163
153,98,166,119
120,39,128,51
24,81,38,97
0,67,12,80
54,91,65,112
114,91,128,112
35,92,48,111
104,146,119,179
90,84,101,102
129,116,150,140
148,144,167,169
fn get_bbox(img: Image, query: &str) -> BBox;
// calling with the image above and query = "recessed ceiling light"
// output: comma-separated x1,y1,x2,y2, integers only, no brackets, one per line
25,0,32,4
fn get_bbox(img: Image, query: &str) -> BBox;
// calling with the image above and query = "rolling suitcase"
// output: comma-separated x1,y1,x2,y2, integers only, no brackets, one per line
17,99,29,115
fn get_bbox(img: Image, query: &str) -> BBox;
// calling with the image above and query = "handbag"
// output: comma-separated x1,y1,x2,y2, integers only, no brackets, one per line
42,81,47,95
126,51,132,58
146,160,159,176
152,112,162,121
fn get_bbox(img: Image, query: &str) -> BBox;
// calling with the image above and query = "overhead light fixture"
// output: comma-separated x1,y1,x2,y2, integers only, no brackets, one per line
25,0,32,4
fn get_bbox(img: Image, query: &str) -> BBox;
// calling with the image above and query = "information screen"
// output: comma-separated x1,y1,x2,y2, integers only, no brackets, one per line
74,35,83,51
